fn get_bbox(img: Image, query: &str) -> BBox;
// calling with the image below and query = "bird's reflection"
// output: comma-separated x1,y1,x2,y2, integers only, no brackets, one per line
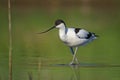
70,64,80,80
52,63,120,80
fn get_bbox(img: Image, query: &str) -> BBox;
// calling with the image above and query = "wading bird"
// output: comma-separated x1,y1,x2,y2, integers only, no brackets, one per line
38,19,98,65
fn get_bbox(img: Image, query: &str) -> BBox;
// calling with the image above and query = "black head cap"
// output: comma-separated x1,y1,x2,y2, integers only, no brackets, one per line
55,19,65,26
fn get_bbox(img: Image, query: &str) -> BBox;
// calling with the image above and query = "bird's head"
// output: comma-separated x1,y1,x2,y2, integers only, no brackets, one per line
38,19,65,34
55,19,65,28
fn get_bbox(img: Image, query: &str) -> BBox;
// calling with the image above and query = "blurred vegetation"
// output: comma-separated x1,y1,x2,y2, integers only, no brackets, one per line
0,0,120,80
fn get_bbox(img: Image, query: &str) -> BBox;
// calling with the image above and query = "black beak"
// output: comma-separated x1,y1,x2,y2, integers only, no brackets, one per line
37,26,55,34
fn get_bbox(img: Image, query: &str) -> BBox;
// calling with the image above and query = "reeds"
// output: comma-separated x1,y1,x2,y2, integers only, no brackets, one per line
8,0,12,80
28,72,33,80
27,59,41,80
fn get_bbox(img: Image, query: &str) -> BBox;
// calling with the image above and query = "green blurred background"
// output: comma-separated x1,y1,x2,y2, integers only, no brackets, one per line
0,0,120,80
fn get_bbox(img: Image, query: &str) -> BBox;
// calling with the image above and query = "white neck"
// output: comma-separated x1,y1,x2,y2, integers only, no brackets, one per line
58,24,67,42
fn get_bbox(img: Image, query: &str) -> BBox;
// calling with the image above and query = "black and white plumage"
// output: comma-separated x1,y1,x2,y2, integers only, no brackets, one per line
39,19,98,64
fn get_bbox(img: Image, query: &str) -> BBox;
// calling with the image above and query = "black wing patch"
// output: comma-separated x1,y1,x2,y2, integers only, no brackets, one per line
75,28,81,34
86,32,92,39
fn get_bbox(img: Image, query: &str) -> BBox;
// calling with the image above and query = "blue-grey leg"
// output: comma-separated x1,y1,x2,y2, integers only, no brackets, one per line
70,47,74,55
70,47,79,64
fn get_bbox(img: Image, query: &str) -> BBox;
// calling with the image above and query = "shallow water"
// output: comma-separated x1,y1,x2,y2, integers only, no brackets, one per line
9,57,120,80
42,63,120,80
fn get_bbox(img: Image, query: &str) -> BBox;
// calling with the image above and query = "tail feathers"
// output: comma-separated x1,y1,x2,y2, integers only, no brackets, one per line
95,34,99,37
92,33,99,37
